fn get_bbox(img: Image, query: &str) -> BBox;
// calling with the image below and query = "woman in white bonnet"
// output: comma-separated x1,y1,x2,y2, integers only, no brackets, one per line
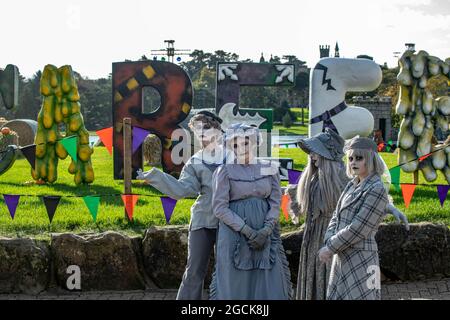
210,123,292,300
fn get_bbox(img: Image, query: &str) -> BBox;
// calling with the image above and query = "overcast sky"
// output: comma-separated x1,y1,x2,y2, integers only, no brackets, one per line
1,0,449,79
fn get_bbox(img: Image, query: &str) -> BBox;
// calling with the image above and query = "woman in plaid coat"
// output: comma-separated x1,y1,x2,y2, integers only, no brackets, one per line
319,137,389,300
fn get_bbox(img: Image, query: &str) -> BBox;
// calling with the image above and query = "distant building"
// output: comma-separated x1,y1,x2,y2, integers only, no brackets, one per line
319,45,330,58
319,42,340,58
334,42,340,58
351,96,393,141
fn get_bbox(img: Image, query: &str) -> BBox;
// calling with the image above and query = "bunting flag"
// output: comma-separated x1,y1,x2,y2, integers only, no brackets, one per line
61,136,78,163
19,144,36,169
389,167,401,191
288,169,302,185
3,194,20,219
419,153,432,162
42,196,61,223
132,127,150,154
83,196,100,222
281,194,290,221
96,127,113,155
160,196,177,224
437,185,450,207
121,194,139,220
401,184,417,209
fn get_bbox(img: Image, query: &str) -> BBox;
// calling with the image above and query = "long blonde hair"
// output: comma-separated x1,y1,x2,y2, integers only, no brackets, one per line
296,154,348,216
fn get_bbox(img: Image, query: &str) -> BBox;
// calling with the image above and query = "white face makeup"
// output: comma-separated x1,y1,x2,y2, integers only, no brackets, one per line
192,122,220,147
232,136,257,164
348,153,369,179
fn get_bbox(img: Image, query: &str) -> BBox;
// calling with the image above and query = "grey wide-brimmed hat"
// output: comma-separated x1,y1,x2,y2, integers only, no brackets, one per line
298,128,344,161
343,136,378,153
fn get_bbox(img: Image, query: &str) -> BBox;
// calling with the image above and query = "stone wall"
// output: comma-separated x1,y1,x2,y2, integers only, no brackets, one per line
0,223,449,293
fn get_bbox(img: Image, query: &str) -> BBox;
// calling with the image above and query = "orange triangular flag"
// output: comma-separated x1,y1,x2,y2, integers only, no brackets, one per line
121,194,139,220
401,184,417,209
419,153,431,162
96,127,113,155
281,194,290,221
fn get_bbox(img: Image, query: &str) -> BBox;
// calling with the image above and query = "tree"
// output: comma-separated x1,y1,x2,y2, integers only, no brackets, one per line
180,50,210,77
282,112,292,128
207,50,239,69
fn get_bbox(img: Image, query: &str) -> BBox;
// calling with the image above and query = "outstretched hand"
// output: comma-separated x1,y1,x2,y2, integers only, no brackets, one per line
136,169,152,183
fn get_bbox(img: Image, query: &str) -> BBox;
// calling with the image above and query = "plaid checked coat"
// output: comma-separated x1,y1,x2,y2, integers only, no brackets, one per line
323,173,388,300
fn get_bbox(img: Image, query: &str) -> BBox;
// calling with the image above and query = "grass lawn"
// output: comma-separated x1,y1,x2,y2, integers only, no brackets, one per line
0,146,449,238
273,108,309,136
0,147,194,238
273,124,308,136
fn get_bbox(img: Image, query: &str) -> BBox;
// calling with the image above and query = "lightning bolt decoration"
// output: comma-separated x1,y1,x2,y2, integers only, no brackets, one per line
314,63,336,91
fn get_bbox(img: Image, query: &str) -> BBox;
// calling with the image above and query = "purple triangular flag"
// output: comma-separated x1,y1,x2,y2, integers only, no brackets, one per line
132,127,150,154
42,196,61,223
3,194,20,219
20,144,36,169
160,196,177,224
437,185,450,207
288,169,302,184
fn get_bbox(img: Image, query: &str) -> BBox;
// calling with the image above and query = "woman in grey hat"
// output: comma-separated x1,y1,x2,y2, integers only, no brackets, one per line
290,129,408,300
291,128,348,300
210,123,292,300
319,136,390,299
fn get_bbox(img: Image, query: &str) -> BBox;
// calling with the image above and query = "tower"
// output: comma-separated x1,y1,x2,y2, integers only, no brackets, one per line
259,52,266,63
334,42,340,58
319,45,330,58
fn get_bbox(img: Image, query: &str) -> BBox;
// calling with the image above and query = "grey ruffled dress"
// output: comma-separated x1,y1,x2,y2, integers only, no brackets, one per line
296,168,349,300
296,175,332,300
210,162,293,300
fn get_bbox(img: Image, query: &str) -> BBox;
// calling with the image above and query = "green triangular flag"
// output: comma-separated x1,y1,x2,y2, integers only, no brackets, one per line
83,196,100,222
390,166,401,191
61,136,78,163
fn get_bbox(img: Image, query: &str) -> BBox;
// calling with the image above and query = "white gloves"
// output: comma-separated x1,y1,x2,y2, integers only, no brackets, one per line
387,203,410,231
318,246,333,264
136,169,152,183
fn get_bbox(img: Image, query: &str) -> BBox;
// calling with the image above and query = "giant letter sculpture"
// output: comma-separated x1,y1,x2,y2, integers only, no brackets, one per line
216,62,295,131
112,61,192,179
33,65,94,185
0,64,19,175
395,50,449,183
0,64,19,110
309,57,382,139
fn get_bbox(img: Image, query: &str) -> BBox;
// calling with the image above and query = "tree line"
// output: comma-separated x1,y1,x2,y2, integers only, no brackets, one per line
3,50,435,131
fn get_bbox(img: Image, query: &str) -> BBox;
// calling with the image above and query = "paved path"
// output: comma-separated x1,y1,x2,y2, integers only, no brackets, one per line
1,278,449,300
